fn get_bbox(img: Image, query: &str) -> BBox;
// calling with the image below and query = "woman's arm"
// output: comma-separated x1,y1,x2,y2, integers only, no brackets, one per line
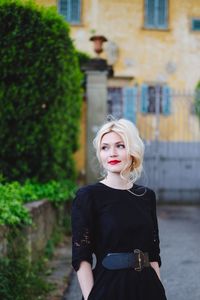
150,261,161,280
77,261,94,300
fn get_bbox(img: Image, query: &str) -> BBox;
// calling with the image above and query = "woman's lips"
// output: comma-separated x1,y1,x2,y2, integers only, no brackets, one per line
108,160,121,165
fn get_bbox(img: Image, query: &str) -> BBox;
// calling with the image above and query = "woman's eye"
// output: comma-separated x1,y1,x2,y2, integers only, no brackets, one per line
101,146,108,150
117,144,125,149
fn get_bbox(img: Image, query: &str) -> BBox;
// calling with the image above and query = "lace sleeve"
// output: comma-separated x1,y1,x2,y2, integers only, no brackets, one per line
149,190,162,267
71,188,95,271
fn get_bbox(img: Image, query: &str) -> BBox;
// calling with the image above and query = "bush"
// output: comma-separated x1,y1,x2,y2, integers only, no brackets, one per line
76,50,91,70
0,0,82,183
0,180,76,225
195,81,200,119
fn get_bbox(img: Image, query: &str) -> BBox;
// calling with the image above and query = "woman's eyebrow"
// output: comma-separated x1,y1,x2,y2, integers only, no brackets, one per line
101,141,123,145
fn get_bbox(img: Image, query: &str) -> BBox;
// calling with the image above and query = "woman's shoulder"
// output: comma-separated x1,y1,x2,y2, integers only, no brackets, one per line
73,183,104,209
77,182,102,193
75,182,103,199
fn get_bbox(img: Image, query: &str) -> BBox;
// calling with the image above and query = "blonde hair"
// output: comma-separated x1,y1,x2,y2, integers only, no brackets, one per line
93,118,145,183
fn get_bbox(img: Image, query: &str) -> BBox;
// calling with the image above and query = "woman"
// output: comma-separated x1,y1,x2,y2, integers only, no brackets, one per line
72,118,167,300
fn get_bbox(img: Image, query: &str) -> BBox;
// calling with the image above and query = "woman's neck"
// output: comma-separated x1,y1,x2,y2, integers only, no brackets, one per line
101,173,132,190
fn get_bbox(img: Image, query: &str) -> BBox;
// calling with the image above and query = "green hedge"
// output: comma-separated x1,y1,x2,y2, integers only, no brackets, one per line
0,180,76,225
0,0,82,183
76,50,91,69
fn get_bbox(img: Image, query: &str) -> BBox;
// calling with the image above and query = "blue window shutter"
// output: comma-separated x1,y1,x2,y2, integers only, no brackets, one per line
192,19,200,31
157,0,168,29
70,0,81,23
123,87,137,124
162,86,171,115
145,0,155,28
141,84,148,113
145,0,168,29
58,0,81,23
59,0,68,21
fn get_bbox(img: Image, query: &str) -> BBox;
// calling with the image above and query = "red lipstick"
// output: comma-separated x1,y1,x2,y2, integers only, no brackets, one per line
108,160,121,165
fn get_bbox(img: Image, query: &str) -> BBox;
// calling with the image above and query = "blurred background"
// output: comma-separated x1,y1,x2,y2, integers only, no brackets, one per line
0,0,200,300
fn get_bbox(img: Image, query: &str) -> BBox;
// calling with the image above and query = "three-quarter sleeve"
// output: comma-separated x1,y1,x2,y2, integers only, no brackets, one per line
71,188,95,271
148,190,162,267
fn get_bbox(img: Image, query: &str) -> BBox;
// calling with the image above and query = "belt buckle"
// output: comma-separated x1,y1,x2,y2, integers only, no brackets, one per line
134,249,144,272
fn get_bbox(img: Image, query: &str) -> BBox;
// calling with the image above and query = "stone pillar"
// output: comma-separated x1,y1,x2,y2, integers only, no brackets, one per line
86,70,108,184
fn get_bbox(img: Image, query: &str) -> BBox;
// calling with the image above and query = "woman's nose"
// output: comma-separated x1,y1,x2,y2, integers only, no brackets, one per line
109,146,117,156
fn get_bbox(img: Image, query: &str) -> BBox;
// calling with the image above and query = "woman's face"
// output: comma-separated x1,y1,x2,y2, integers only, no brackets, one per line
99,131,132,175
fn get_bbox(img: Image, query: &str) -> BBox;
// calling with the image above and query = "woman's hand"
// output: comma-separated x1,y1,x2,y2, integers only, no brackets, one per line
150,261,161,280
77,261,94,300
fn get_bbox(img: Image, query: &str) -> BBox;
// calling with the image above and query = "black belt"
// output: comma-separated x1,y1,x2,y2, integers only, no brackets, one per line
102,249,150,272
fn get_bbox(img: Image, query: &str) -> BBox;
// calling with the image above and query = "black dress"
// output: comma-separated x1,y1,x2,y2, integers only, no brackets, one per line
72,182,167,300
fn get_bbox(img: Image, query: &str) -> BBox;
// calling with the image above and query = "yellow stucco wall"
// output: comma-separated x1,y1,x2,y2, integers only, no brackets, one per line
34,0,200,92
67,0,200,90
34,0,200,90
33,0,200,90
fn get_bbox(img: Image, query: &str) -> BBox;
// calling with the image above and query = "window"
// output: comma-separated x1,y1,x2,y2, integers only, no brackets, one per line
192,19,200,31
107,87,137,123
58,0,81,24
107,88,123,119
141,84,171,115
144,0,168,29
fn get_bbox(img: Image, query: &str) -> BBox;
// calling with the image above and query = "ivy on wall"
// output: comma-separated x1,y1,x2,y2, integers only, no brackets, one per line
0,180,76,225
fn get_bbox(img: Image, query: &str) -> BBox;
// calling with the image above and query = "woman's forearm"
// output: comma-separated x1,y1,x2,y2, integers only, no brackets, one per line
77,261,94,300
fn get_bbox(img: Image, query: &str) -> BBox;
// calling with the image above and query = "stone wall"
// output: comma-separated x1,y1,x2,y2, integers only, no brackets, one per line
0,199,70,261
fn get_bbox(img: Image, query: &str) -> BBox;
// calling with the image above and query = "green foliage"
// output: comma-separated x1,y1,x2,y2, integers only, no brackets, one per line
17,179,76,204
195,81,200,119
76,50,91,69
0,228,52,300
63,214,72,235
0,182,31,225
0,180,76,225
44,227,63,259
44,239,55,260
0,0,82,183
